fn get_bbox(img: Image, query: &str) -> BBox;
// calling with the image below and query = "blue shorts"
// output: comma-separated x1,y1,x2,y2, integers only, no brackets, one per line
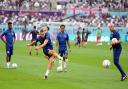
59,48,68,57
43,48,53,59
6,46,13,56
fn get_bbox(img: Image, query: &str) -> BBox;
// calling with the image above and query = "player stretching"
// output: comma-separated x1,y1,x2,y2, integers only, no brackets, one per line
108,23,127,81
27,26,63,79
1,20,16,68
28,26,39,55
56,25,71,71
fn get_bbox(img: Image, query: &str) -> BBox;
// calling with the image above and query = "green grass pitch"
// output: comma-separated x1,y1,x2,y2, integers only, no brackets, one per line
0,41,128,89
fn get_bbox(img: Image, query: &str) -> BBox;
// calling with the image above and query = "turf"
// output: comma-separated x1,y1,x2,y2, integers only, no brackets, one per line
0,41,128,89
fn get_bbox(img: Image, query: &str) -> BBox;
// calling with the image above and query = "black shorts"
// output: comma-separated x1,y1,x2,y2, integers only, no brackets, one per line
6,46,13,56
43,48,53,60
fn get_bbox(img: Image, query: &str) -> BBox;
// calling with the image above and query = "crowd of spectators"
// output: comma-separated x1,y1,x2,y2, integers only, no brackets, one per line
0,12,128,27
0,0,128,27
0,0,128,11
67,0,128,11
0,0,52,11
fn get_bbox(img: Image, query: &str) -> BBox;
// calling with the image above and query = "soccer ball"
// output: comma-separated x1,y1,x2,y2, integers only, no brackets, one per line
112,38,118,43
57,66,63,72
11,63,17,69
102,60,111,68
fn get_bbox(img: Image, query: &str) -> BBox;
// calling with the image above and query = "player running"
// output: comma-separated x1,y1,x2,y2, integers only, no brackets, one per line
27,26,63,79
27,26,39,55
108,23,127,81
0,20,16,68
56,24,71,72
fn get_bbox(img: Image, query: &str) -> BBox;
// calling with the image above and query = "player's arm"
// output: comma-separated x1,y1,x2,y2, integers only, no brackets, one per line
35,39,48,50
110,39,121,49
111,38,121,45
56,35,59,51
111,33,122,45
116,38,122,44
0,33,7,44
13,32,16,44
67,41,71,52
67,35,71,52
27,40,36,47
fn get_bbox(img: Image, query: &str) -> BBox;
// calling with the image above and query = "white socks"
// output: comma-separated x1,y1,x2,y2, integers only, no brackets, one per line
58,59,68,71
45,69,50,76
58,55,63,60
6,62,10,68
59,59,63,68
64,59,68,69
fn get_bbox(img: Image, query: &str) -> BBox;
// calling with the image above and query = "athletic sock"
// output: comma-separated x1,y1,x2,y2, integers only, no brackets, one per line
6,62,10,68
58,55,63,60
64,59,68,69
59,59,63,67
45,69,50,76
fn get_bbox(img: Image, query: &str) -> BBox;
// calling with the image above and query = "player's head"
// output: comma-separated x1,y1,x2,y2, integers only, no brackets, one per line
44,26,49,32
39,28,46,38
7,20,13,29
108,23,115,32
33,26,36,29
60,24,65,32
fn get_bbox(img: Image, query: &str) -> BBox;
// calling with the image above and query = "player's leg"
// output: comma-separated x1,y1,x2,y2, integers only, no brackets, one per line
58,50,63,68
8,47,13,62
82,39,86,46
44,55,54,79
82,36,86,46
78,39,81,47
28,40,34,55
47,49,63,71
6,46,11,68
48,50,63,60
48,50,63,69
63,50,68,72
35,43,38,55
85,35,88,44
75,40,78,47
99,36,102,45
28,45,32,55
6,55,10,68
96,36,99,45
113,49,127,81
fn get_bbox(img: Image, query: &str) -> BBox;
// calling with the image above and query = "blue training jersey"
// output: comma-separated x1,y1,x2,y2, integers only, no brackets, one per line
1,29,15,47
36,32,53,50
57,32,69,49
110,31,122,49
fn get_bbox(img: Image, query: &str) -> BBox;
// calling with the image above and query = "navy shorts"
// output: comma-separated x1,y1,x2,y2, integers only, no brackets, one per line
59,48,68,57
6,46,13,55
43,48,53,59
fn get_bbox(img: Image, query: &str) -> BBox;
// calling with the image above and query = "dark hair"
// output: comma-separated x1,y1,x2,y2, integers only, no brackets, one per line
34,26,36,29
8,22,12,24
47,26,49,31
60,24,65,28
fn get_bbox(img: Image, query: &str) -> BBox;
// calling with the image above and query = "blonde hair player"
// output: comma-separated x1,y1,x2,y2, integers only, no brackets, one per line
108,23,127,81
